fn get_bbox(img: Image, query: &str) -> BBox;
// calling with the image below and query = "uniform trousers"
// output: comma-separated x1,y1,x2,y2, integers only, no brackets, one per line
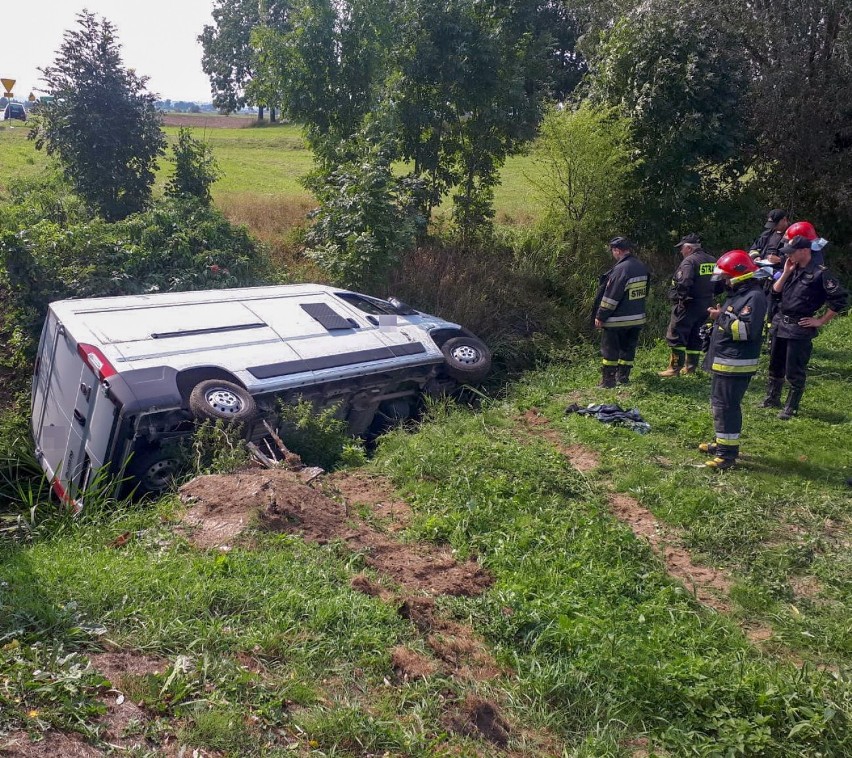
600,327,642,366
768,335,813,390
710,374,752,460
665,302,710,353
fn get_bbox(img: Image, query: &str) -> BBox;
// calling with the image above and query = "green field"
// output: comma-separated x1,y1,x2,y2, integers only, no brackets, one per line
0,121,544,231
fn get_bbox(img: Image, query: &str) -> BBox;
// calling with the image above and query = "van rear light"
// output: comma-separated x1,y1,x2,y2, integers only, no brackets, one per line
77,343,117,381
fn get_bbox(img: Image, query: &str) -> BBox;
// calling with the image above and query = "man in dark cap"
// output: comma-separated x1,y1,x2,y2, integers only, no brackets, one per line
749,209,789,265
659,233,717,376
593,237,650,387
761,235,849,418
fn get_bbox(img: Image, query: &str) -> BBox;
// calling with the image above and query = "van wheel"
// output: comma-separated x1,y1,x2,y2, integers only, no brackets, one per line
128,448,182,495
440,336,492,383
189,379,257,423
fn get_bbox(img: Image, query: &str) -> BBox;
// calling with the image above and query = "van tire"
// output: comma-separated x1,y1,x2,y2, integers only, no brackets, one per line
189,380,257,423
440,336,492,383
128,447,182,495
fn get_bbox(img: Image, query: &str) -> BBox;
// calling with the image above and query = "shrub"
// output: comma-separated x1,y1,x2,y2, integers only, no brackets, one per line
277,400,364,470
166,128,221,205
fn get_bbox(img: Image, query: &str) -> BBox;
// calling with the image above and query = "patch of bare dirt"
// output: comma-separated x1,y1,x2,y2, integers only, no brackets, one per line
161,114,257,128
86,652,169,752
398,597,503,682
390,646,438,680
180,470,492,597
518,409,600,472
445,694,511,747
326,470,412,531
607,493,734,613
0,732,102,757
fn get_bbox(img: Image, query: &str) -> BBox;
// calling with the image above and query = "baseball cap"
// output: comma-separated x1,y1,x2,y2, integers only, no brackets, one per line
608,236,633,250
675,233,701,247
780,235,811,255
764,208,789,229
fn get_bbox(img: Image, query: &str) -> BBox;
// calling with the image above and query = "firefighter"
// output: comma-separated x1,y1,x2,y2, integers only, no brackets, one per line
749,209,789,264
594,237,650,388
761,235,849,419
781,220,827,266
659,233,717,376
699,251,768,470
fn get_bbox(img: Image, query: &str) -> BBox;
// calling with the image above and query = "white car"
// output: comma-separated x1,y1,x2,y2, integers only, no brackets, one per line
31,284,491,501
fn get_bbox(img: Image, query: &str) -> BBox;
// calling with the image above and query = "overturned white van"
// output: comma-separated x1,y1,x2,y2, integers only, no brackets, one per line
30,284,491,503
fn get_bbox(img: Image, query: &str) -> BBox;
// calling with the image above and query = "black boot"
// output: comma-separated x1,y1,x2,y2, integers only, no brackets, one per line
617,364,632,385
682,352,700,375
760,378,784,408
599,365,617,389
778,388,803,420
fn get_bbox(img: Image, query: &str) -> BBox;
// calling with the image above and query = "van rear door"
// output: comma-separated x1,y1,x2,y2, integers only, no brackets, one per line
31,319,89,497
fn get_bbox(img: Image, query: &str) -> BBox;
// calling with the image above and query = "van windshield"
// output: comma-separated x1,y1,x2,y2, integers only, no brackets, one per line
334,293,394,315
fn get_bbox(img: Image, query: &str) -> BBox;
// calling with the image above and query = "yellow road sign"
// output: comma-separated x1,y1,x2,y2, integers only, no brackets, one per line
0,78,15,93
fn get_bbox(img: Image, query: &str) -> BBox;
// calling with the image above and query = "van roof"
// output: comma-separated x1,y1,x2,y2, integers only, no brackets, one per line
49,283,339,314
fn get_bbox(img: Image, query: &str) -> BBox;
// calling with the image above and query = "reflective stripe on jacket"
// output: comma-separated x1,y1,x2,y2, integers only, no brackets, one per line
706,279,767,376
596,254,650,329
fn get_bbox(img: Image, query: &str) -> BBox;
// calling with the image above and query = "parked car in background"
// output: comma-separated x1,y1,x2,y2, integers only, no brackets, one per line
31,284,491,502
2,103,27,121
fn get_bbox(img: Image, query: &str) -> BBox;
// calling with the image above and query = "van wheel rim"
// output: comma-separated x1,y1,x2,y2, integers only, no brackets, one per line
205,388,243,414
451,345,480,365
145,460,175,488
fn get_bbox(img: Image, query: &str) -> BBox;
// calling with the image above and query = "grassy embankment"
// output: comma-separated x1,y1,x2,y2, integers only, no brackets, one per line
2,318,850,755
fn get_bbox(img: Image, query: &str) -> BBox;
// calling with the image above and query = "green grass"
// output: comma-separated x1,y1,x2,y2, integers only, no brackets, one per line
0,121,542,226
3,319,851,754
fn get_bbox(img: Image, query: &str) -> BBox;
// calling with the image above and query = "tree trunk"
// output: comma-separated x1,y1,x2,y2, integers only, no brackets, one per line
257,105,265,122
270,107,277,123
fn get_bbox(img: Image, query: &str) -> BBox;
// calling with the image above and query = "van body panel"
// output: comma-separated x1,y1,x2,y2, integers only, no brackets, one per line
34,284,482,501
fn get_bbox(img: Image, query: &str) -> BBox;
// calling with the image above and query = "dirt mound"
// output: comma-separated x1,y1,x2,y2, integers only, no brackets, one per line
180,469,492,597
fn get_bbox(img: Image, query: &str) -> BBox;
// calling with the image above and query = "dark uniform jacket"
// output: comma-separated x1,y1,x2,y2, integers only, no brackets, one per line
705,279,767,375
771,259,849,339
750,228,785,260
595,253,650,329
668,248,717,306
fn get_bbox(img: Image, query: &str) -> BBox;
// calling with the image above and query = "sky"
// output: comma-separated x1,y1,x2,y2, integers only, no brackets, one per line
3,2,217,102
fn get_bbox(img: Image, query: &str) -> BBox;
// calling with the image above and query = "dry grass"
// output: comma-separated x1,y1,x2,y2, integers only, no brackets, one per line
216,192,323,277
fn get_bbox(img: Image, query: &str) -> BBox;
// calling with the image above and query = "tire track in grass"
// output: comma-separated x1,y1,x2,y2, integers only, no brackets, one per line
177,467,565,753
517,408,779,644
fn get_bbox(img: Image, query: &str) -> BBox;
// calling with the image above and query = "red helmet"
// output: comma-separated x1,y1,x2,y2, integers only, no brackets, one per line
785,221,817,241
713,250,758,284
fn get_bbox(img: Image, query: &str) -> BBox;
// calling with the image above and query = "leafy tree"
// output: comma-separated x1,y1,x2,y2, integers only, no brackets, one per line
531,103,636,262
29,12,165,221
199,0,291,118
586,0,752,244
165,128,221,205
302,115,421,290
732,0,852,247
392,0,553,241
251,0,396,160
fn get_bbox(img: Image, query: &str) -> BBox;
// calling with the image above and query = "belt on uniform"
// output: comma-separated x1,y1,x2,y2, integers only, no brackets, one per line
780,314,807,324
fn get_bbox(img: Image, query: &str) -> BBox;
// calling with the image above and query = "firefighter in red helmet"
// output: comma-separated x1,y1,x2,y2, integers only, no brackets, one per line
699,251,768,469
